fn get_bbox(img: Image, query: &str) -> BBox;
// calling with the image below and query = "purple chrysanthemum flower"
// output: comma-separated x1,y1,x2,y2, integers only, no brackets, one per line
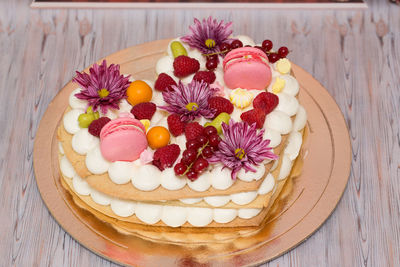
209,120,278,180
73,60,131,114
181,17,233,55
159,80,217,122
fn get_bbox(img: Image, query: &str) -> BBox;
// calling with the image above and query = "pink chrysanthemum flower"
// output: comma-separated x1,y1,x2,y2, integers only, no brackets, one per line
73,60,131,114
209,120,277,179
181,17,233,55
159,80,217,122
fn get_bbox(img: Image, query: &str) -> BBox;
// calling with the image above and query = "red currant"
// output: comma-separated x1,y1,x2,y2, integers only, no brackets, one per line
202,146,214,158
231,40,243,49
262,40,273,51
208,134,221,148
206,59,218,71
186,139,200,150
186,169,198,181
203,125,218,136
206,54,218,61
278,46,289,58
193,158,209,173
268,53,280,63
182,149,197,165
197,135,208,146
219,43,231,53
174,162,187,175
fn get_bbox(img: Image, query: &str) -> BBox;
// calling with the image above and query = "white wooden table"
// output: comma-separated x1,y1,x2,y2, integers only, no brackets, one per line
0,0,399,266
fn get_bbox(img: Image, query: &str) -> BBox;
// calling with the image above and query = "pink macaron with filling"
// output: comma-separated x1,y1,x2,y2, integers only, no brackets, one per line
223,47,272,90
100,115,148,162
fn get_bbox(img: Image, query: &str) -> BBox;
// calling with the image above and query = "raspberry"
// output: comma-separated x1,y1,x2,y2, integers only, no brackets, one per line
240,108,266,129
253,92,279,115
185,122,204,141
192,71,216,84
167,114,185,137
88,117,111,137
208,96,234,117
154,73,177,92
130,102,156,120
152,144,181,171
173,55,200,78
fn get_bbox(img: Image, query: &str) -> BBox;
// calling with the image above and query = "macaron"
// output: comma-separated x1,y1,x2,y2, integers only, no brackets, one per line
100,116,148,162
223,47,272,90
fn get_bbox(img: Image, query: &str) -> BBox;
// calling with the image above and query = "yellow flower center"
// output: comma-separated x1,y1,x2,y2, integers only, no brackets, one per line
205,39,216,49
186,102,199,111
98,88,110,98
235,148,246,160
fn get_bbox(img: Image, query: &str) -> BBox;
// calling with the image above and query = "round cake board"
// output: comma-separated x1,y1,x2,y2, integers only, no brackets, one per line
33,39,351,267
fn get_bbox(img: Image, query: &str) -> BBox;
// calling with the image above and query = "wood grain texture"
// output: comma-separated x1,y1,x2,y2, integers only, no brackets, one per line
0,0,399,266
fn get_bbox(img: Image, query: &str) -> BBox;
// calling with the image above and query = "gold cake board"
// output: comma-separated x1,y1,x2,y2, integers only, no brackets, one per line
33,39,351,266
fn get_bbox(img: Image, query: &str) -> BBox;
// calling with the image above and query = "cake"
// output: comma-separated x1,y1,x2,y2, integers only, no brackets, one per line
57,17,307,243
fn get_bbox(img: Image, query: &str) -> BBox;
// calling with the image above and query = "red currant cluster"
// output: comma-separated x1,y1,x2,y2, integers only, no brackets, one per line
205,39,244,71
257,40,289,63
174,125,221,181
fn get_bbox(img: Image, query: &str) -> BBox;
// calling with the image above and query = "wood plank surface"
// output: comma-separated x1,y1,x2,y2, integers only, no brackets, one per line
0,0,399,266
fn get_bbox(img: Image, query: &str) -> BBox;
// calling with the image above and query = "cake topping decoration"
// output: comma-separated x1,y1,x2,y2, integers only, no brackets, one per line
173,55,200,78
208,96,234,118
77,106,99,128
126,80,153,106
205,112,231,134
152,144,180,171
147,126,171,149
276,58,291,74
229,88,253,109
130,102,157,120
209,120,277,179
88,117,111,137
160,80,217,122
253,92,279,115
181,17,233,56
99,116,148,162
167,114,186,137
140,148,154,165
154,73,177,92
170,41,188,58
73,60,131,114
139,119,151,131
272,77,286,94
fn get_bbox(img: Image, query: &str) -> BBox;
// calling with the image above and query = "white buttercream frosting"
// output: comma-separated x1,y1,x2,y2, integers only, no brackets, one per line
276,93,299,116
258,174,275,195
71,128,99,155
204,195,231,207
91,189,112,205
60,155,76,179
210,165,234,190
161,206,188,227
85,145,110,174
131,164,162,191
69,88,87,110
135,203,162,224
265,111,293,135
263,128,282,148
231,191,258,205
110,199,135,217
156,56,174,75
187,207,213,227
187,170,211,192
237,164,266,182
238,208,262,219
160,167,187,190
63,109,84,134
285,131,303,160
72,174,91,196
108,161,137,184
213,209,237,224
293,105,307,131
280,75,299,96
279,155,293,180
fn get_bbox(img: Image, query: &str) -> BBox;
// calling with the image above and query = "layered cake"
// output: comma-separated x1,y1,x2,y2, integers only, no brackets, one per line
58,17,307,242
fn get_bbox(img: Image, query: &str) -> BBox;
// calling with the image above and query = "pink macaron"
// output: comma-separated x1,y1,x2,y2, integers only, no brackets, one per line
223,47,272,90
100,115,148,162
